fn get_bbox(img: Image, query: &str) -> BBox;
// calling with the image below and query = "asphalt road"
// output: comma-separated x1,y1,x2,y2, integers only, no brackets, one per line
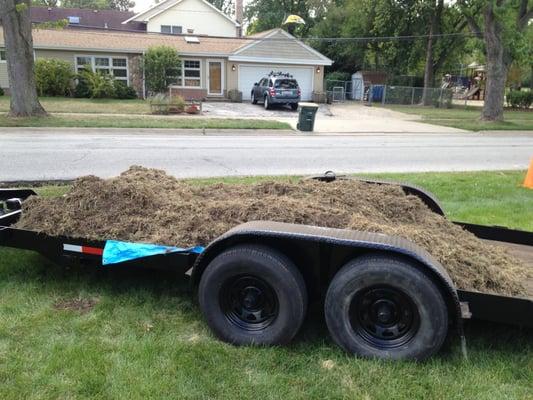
1,129,532,181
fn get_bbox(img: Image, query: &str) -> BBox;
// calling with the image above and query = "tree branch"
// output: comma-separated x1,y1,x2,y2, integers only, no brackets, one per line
457,0,482,37
517,0,533,31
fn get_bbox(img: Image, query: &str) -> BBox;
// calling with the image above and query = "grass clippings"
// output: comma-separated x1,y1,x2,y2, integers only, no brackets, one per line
16,166,530,296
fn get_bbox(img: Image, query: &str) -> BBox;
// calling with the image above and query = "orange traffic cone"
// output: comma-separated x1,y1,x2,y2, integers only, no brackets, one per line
524,158,533,189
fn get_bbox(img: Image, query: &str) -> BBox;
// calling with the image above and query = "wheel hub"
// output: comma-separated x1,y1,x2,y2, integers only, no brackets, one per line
350,286,420,348
220,275,279,331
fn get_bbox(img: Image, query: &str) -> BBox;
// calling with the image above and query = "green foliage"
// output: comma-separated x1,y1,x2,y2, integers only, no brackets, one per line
207,0,233,16
59,0,134,10
15,2,28,13
245,0,328,36
74,68,91,98
76,67,115,99
113,80,137,99
34,58,75,97
35,19,68,29
169,94,186,111
506,90,533,109
0,87,4,96
32,0,58,6
143,46,181,94
325,71,351,82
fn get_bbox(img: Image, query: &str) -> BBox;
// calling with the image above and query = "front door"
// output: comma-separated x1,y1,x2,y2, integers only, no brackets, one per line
207,60,224,96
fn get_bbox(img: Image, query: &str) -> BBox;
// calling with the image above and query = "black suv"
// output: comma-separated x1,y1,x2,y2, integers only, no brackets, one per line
251,72,301,110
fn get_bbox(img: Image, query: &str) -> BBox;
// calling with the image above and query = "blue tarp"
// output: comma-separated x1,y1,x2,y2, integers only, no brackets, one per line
102,240,204,265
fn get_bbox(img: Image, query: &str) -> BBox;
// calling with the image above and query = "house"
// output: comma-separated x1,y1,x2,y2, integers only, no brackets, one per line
0,0,332,101
122,0,241,37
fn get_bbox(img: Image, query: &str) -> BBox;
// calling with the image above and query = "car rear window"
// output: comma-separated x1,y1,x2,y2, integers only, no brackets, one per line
274,79,298,89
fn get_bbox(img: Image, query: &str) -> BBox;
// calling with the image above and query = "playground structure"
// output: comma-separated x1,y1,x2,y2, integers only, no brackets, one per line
442,62,486,100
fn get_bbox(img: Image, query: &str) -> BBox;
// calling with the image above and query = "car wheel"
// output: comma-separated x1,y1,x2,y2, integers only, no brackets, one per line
290,103,298,111
199,244,307,346
264,96,271,110
325,253,448,360
251,92,257,104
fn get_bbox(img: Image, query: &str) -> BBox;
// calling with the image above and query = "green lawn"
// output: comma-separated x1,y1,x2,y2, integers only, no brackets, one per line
0,96,150,114
384,104,533,131
0,114,291,130
1,171,532,399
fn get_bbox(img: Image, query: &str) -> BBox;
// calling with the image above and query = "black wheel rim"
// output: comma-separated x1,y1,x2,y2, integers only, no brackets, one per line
220,275,279,331
349,285,420,348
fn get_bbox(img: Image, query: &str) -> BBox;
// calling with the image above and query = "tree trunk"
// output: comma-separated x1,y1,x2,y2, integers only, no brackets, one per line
481,2,508,122
421,28,435,106
0,0,46,117
421,0,443,106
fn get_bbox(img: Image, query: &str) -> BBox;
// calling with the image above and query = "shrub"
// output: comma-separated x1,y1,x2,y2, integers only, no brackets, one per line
114,81,138,99
507,90,533,109
34,58,74,96
169,94,186,111
77,68,115,99
74,66,91,98
0,87,4,96
144,46,181,94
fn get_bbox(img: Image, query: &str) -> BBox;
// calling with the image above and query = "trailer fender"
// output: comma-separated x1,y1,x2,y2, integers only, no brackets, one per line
191,221,463,335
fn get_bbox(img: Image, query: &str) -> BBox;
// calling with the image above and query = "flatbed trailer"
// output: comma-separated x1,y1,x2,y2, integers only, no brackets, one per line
0,176,531,361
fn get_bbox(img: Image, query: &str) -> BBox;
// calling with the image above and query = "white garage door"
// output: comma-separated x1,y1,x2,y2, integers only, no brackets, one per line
238,65,314,101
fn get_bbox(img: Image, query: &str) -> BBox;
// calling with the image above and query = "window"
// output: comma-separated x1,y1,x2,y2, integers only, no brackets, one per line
75,55,129,84
0,49,6,62
274,79,298,89
161,25,182,35
183,60,201,87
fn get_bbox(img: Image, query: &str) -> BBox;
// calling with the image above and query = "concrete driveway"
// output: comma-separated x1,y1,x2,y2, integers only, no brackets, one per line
201,101,465,134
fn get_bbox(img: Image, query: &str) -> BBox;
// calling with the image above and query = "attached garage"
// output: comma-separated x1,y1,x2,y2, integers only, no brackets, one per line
238,64,314,101
228,29,333,102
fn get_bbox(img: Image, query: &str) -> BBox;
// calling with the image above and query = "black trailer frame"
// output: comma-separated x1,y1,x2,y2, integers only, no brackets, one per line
0,177,531,357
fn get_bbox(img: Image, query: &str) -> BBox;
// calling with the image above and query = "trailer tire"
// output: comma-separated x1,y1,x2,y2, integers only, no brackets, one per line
199,244,307,346
325,254,448,360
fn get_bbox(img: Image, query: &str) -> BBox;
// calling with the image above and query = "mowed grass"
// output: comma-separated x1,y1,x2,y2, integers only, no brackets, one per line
1,171,532,399
0,96,150,114
384,104,533,131
0,114,291,130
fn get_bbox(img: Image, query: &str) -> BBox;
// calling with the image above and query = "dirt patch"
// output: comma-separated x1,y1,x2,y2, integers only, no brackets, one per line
17,166,530,296
54,297,99,313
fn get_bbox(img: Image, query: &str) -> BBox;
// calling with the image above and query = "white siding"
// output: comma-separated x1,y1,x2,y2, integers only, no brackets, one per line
147,0,236,37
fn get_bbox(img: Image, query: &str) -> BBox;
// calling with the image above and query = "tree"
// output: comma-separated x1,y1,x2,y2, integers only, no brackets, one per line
0,0,46,117
245,0,329,35
108,0,135,11
61,0,111,9
207,0,233,16
143,46,181,94
459,0,532,121
421,0,444,105
32,0,59,6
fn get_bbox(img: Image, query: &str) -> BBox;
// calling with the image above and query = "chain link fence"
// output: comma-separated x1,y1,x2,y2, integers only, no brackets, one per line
367,85,452,108
324,80,454,107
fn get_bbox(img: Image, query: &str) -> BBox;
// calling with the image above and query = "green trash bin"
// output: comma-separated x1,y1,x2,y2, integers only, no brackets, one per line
297,102,319,132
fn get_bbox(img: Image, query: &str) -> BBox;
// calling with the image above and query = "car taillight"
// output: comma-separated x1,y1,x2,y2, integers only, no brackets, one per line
269,88,276,97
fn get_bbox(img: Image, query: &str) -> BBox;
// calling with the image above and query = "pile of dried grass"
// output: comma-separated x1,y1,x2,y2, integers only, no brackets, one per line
16,166,530,296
